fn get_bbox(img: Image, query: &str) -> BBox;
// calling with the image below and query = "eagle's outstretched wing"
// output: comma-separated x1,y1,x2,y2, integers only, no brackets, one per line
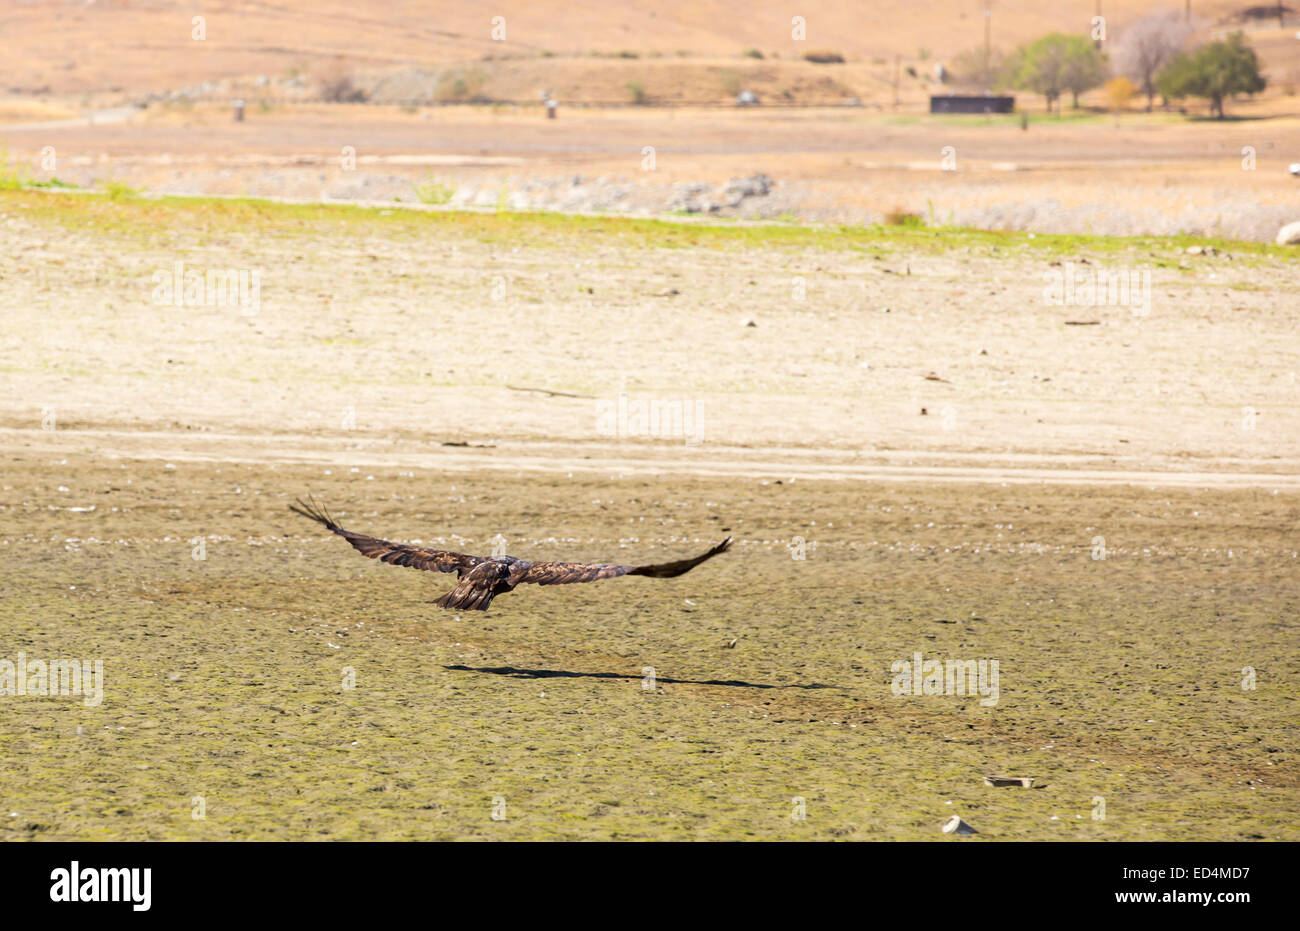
289,496,483,576
512,537,732,586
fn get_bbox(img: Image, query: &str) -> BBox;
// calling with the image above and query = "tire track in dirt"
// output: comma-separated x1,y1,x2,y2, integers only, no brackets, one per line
6,427,1300,490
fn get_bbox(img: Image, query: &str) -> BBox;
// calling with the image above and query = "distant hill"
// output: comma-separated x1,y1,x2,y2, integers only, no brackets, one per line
4,0,1296,101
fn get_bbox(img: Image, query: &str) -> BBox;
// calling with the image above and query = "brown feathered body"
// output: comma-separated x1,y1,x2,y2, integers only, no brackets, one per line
289,496,731,612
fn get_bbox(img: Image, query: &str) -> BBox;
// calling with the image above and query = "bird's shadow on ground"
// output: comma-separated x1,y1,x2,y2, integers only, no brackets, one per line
442,664,836,690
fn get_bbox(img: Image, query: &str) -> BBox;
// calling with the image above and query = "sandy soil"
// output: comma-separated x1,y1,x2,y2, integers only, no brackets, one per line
3,192,1298,468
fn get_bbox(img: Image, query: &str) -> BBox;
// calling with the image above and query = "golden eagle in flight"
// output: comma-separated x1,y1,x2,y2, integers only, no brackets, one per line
290,496,733,612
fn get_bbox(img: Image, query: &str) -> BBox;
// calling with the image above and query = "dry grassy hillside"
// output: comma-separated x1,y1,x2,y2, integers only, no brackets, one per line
5,0,1297,102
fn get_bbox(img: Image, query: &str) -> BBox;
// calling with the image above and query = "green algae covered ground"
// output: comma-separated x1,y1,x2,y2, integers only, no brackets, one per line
1,458,1294,840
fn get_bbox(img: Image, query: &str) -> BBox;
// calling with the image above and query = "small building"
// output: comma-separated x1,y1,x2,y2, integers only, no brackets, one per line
930,95,1015,114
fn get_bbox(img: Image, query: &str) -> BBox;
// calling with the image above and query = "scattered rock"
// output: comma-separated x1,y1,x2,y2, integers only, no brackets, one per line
942,815,977,835
670,175,773,213
1276,221,1300,245
984,775,1034,788
720,173,773,207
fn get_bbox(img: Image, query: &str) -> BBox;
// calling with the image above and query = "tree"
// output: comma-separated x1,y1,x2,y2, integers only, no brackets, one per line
1063,38,1107,107
1105,76,1136,125
1008,36,1064,112
1009,34,1104,112
950,45,1007,90
317,58,367,103
1111,10,1194,111
1157,32,1266,118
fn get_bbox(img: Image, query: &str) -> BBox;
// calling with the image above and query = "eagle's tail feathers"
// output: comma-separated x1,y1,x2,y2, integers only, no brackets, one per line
433,583,494,611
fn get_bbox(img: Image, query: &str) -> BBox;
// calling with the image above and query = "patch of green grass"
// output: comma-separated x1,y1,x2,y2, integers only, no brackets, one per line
0,146,29,190
412,177,455,205
0,147,79,191
0,189,1292,262
889,110,1107,128
103,180,142,200
884,208,925,228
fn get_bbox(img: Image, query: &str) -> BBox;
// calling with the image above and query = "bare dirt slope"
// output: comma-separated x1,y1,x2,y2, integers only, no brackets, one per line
2,192,1297,471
